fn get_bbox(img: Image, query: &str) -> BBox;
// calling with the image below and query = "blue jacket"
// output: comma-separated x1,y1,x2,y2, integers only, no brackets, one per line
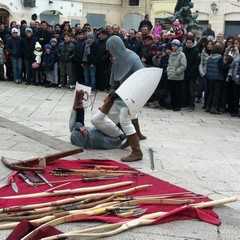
206,54,223,80
5,36,22,58
71,122,122,149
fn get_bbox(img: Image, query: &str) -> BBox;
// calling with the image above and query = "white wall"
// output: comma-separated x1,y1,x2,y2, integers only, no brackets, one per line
0,0,83,23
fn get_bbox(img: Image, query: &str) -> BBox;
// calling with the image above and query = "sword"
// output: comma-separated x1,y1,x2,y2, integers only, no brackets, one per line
91,90,98,111
148,147,155,171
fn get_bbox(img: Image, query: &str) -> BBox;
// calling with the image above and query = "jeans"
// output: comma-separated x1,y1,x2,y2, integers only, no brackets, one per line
11,57,22,80
83,64,96,91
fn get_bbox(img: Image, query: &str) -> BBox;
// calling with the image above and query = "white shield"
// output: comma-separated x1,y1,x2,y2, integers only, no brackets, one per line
116,67,162,116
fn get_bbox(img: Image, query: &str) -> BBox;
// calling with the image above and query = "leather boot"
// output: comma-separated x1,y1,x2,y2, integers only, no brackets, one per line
121,133,143,162
120,118,146,149
132,118,147,140
100,94,115,114
73,90,85,109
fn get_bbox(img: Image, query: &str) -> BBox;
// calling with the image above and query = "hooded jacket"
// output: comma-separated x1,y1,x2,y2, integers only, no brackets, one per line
167,47,187,80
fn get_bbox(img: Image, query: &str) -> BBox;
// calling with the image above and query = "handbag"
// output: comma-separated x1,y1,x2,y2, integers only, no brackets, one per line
32,62,40,69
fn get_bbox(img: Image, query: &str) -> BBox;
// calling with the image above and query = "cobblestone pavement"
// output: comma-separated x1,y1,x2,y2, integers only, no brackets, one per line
0,81,239,239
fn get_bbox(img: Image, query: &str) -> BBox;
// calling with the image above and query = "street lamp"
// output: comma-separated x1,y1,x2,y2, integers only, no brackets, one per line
211,1,218,14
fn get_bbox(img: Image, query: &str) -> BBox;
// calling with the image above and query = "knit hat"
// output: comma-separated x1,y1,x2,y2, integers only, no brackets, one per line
157,45,164,52
35,42,42,49
87,32,95,40
25,27,33,33
171,39,181,47
150,44,158,51
173,19,180,27
50,38,57,43
44,44,52,50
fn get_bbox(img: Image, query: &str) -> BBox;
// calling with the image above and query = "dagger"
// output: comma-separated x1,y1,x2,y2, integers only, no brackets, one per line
10,177,18,193
18,173,35,187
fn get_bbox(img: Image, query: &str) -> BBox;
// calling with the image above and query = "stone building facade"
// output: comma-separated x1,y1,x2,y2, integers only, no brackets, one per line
1,0,239,37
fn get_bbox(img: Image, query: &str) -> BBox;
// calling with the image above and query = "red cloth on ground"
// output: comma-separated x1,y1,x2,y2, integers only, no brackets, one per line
6,220,63,240
0,159,221,239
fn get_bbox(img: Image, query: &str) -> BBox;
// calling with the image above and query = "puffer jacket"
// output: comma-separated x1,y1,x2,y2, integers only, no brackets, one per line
206,54,223,81
58,41,75,63
167,47,187,80
199,49,210,77
228,56,240,83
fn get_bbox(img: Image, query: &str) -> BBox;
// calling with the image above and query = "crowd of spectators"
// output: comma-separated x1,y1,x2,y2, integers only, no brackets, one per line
0,16,240,116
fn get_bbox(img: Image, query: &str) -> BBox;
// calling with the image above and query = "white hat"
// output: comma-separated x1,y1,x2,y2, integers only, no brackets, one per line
35,42,42,49
11,28,18,33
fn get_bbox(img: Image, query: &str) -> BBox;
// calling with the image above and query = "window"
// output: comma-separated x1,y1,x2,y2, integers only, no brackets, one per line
129,0,139,6
23,0,36,8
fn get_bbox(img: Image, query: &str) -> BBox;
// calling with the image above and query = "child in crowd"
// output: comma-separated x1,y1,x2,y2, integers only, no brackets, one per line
167,39,187,111
58,32,75,90
42,44,55,87
151,44,161,67
32,42,43,85
50,38,59,87
153,35,161,48
205,44,224,114
151,20,162,37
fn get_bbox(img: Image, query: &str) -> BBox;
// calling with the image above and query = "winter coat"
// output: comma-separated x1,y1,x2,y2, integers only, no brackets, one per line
199,49,210,77
124,37,142,55
206,54,224,81
228,56,240,83
21,36,37,60
140,45,153,66
50,45,59,63
75,39,86,62
42,52,55,71
81,40,99,66
183,45,200,80
98,38,110,66
167,47,187,80
37,29,52,47
152,55,161,67
5,36,22,58
58,41,75,63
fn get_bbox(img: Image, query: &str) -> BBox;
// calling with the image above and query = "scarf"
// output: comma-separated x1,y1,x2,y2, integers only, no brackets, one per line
83,41,92,62
34,50,42,63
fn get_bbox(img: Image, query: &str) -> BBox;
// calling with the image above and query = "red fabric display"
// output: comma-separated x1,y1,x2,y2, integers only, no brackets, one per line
0,159,221,239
